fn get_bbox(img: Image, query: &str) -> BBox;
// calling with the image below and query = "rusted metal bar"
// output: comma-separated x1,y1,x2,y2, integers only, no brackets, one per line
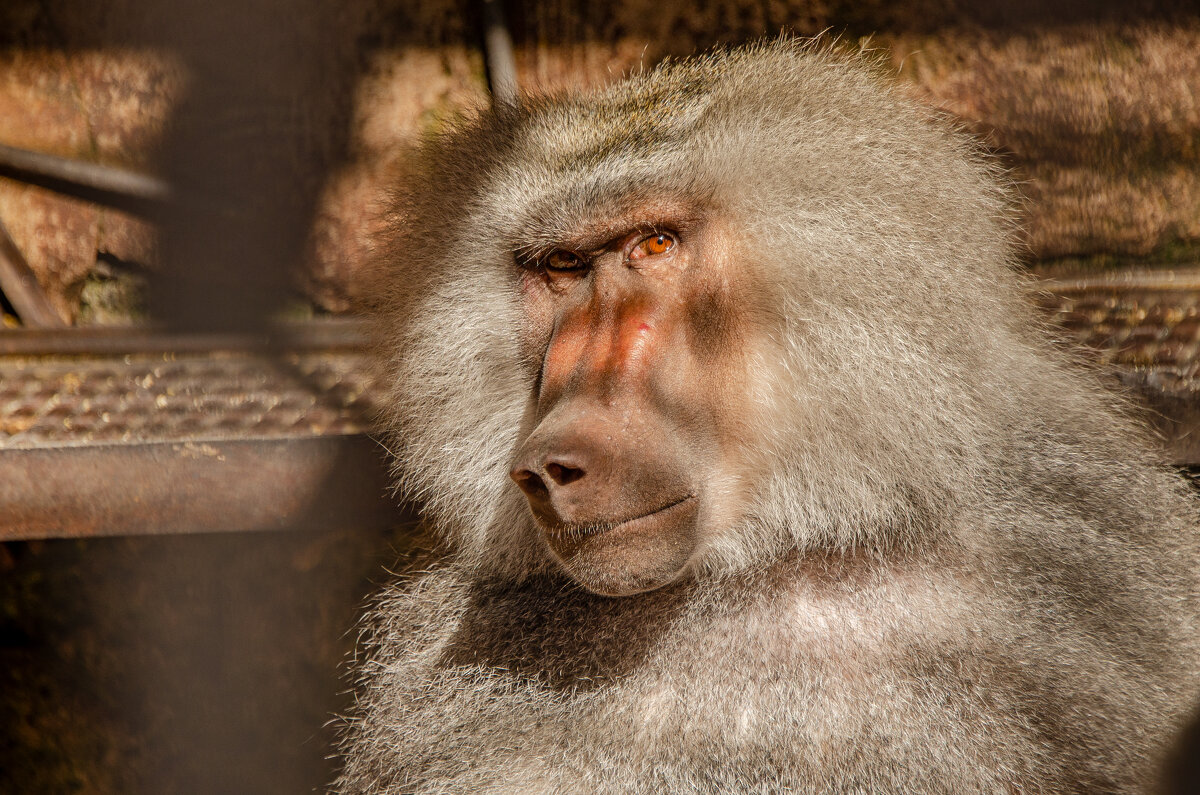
1040,268,1200,293
0,316,366,355
0,216,67,328
481,0,519,106
0,435,401,541
0,142,169,216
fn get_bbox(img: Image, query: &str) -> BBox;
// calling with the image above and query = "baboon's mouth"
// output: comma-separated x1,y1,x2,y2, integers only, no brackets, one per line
540,494,696,539
539,493,701,596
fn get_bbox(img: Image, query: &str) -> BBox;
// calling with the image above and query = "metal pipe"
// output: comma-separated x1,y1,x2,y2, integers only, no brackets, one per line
0,216,67,328
480,0,519,106
1038,268,1200,293
0,142,169,216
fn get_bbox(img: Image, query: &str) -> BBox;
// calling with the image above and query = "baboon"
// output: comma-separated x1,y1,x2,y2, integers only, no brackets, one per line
338,41,1200,794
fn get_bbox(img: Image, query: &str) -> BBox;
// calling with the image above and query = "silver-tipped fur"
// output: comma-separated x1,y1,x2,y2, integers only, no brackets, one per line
341,40,1200,794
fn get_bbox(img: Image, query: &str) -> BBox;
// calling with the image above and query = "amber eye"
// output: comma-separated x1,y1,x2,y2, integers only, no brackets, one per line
630,233,676,260
544,250,587,271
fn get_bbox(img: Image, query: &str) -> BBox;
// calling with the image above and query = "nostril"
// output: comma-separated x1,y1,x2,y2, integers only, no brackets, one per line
512,470,549,499
545,462,585,486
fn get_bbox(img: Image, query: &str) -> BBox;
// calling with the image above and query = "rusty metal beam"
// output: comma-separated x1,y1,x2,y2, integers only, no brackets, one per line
0,435,402,541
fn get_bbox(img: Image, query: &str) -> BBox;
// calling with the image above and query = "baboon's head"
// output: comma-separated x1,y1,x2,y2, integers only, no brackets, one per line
504,199,747,595
375,41,1025,595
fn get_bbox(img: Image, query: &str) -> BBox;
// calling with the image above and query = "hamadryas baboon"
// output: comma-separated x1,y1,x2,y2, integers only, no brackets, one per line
338,41,1200,794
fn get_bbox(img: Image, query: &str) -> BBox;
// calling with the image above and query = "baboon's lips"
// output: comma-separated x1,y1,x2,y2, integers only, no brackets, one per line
541,494,695,539
540,495,700,596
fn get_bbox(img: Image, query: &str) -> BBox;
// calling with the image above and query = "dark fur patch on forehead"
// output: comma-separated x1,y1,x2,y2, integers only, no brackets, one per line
527,69,717,172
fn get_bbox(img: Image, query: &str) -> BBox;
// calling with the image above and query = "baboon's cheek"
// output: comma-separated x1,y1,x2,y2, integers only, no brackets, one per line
543,498,700,597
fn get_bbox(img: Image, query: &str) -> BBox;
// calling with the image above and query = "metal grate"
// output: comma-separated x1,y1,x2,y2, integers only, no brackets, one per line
0,350,374,448
1037,268,1200,393
0,320,399,541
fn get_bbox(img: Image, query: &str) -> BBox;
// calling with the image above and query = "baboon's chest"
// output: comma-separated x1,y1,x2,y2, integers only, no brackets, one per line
395,582,1040,794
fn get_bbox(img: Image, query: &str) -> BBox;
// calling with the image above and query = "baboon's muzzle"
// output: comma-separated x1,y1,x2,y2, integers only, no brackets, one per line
509,275,703,596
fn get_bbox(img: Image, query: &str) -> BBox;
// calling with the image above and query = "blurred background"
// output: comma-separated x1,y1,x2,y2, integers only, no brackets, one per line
1,1,1198,792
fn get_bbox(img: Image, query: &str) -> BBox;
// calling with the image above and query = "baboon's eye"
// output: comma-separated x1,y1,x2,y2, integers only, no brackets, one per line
630,232,676,260
544,250,587,272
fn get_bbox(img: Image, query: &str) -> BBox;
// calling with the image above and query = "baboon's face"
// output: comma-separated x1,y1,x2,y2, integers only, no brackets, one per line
509,205,751,596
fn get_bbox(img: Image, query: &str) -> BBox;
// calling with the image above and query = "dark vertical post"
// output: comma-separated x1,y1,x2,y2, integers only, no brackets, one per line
150,0,356,334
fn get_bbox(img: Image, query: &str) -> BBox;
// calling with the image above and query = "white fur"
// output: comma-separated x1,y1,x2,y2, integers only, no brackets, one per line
344,41,1200,794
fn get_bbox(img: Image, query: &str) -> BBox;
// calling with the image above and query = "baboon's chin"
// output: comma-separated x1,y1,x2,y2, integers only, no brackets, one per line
540,497,700,597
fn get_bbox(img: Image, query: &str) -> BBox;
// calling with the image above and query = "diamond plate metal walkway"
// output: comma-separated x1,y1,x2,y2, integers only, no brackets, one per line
0,318,403,540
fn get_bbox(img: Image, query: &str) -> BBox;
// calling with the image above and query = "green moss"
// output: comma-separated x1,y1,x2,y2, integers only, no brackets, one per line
75,265,147,326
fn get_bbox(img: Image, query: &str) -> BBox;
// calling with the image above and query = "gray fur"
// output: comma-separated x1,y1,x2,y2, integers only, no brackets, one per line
339,41,1200,794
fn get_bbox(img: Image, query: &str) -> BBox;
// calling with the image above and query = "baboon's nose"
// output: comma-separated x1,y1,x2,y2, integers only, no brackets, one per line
545,461,586,486
509,421,630,523
510,468,548,499
510,456,588,503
